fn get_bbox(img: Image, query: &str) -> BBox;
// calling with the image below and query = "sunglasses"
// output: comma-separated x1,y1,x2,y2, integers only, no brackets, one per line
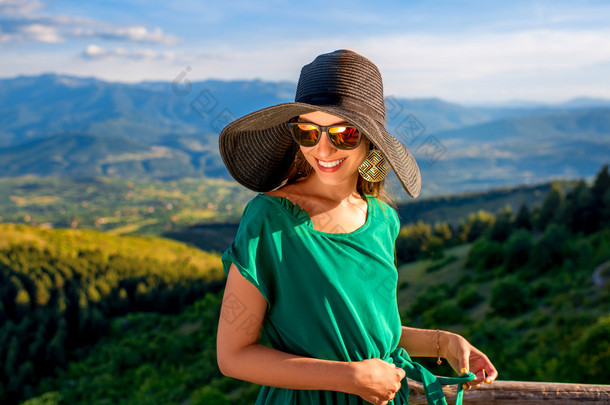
287,119,362,150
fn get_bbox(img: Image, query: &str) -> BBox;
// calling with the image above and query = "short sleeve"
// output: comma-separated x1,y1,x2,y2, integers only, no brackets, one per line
374,198,400,268
221,196,276,309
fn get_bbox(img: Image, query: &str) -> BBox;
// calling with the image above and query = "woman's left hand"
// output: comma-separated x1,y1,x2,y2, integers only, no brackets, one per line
441,332,499,389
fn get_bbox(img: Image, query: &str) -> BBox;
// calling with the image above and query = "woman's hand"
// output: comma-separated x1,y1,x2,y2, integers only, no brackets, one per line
441,332,499,389
350,358,406,405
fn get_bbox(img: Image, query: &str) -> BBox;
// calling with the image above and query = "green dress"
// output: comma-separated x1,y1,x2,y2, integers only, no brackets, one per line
221,194,473,405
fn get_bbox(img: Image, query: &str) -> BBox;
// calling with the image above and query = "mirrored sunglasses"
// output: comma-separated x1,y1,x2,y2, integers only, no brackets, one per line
287,120,362,150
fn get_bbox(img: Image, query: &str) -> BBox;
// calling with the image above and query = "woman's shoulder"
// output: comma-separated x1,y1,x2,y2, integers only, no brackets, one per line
365,194,394,212
262,184,312,212
242,189,308,224
263,183,303,201
240,193,279,218
234,195,283,236
372,196,396,213
367,195,400,230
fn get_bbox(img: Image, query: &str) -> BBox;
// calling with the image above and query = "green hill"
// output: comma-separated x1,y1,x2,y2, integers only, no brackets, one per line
0,223,222,272
22,293,259,405
398,229,610,383
0,225,226,405
394,181,556,226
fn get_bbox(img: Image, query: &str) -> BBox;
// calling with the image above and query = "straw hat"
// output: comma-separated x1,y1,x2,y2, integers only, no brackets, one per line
218,49,421,198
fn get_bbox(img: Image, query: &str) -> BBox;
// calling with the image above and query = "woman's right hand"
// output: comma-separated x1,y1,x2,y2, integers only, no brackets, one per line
351,358,406,405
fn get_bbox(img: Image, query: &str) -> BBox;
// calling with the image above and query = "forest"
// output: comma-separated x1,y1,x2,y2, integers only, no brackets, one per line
0,230,226,404
0,164,608,404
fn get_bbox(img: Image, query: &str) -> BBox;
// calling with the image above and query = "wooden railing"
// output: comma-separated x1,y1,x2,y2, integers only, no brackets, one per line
406,379,610,404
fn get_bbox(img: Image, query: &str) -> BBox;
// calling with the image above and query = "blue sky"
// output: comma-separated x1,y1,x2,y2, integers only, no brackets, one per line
1,0,609,103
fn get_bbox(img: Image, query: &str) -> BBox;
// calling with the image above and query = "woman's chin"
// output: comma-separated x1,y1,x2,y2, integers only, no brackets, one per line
310,170,359,187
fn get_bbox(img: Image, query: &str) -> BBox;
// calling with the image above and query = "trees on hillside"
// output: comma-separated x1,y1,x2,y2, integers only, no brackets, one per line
0,245,223,405
396,164,610,264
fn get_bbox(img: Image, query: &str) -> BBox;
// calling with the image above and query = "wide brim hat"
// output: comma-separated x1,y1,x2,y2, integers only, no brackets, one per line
219,49,421,198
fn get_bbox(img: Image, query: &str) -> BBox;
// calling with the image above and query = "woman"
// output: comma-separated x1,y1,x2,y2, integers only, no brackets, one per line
216,49,497,405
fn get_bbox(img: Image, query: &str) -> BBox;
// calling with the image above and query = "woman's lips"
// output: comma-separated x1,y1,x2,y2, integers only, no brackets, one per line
316,157,346,172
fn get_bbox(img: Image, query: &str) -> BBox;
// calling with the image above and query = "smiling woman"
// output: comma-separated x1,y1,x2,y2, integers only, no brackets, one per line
215,49,498,405
289,112,369,185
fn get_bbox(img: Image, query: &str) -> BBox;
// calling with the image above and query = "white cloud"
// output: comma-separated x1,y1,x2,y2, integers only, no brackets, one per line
325,29,610,102
367,29,610,76
19,23,63,43
83,44,106,58
82,44,175,61
0,19,67,44
209,28,609,103
0,0,179,46
0,0,44,16
74,25,179,45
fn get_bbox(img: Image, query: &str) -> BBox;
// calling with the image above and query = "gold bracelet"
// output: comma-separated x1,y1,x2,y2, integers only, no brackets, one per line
436,329,442,365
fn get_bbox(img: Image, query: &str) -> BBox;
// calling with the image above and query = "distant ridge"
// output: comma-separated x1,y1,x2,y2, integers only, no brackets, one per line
1,74,609,197
0,133,202,179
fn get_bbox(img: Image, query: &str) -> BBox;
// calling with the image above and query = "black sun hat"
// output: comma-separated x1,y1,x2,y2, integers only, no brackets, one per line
218,49,422,198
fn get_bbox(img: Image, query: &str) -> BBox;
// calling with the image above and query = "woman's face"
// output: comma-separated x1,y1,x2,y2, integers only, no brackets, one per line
297,111,369,187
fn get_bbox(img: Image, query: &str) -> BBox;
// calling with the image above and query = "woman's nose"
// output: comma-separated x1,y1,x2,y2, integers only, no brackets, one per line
316,131,336,157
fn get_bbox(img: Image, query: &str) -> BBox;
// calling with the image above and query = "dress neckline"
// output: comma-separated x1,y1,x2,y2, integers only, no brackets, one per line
258,193,373,236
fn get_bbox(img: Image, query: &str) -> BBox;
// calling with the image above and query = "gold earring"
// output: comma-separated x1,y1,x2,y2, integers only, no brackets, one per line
358,149,390,182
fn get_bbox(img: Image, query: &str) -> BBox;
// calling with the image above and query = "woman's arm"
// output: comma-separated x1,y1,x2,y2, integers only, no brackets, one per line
217,263,406,404
399,326,498,388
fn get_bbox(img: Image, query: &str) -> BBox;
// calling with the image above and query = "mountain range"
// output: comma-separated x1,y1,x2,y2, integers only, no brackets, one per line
1,74,609,198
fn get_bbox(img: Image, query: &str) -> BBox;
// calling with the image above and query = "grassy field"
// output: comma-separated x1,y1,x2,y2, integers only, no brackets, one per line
397,243,493,329
398,244,471,301
0,176,254,235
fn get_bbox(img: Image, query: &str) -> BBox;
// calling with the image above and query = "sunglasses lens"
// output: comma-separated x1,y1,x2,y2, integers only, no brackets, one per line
329,126,360,149
290,123,320,146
